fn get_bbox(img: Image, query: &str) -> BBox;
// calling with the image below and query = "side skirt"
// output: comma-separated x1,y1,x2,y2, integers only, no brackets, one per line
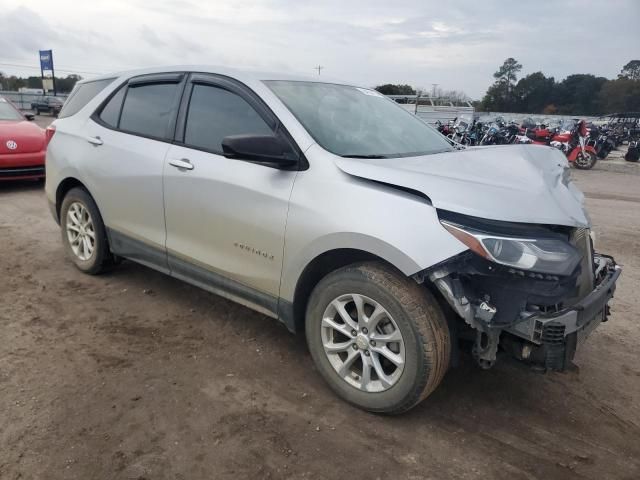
107,229,170,274
106,228,292,328
168,254,279,320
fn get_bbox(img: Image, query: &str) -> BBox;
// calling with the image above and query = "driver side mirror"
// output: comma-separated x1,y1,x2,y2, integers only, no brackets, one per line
221,134,298,168
24,113,35,121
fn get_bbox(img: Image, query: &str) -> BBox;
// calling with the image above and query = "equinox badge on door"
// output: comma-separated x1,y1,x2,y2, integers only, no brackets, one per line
234,242,275,261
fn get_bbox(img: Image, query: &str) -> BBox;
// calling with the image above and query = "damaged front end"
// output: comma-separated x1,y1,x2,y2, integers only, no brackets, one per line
417,211,621,371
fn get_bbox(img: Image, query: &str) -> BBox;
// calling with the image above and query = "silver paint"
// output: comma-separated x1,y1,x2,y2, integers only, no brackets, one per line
45,65,592,314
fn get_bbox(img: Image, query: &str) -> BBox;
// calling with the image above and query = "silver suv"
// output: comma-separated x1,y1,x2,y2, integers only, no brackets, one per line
45,67,621,413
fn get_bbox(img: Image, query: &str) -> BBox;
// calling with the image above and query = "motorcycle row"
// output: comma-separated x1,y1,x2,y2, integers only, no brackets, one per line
436,117,636,170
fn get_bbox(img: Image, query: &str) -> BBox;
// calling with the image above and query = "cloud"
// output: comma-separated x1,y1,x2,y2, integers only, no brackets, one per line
0,0,637,98
139,25,167,48
0,6,60,57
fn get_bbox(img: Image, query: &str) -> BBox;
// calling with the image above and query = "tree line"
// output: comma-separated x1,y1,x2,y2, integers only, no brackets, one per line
375,84,470,104
375,59,639,115
478,58,640,115
0,73,82,93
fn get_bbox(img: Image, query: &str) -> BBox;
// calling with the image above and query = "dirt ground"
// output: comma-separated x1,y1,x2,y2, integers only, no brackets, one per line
1,159,639,478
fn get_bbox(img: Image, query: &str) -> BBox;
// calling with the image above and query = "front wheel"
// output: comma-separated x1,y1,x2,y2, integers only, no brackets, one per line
574,151,597,170
305,262,450,414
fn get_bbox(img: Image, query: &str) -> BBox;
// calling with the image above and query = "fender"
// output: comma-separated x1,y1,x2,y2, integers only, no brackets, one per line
278,151,470,302
279,232,427,302
584,145,598,155
567,144,596,161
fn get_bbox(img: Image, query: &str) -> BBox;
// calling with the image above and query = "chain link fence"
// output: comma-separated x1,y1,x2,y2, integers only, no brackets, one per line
0,90,68,111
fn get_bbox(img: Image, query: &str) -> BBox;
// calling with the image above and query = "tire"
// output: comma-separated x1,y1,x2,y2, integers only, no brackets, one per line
59,187,112,274
574,151,597,170
305,262,450,414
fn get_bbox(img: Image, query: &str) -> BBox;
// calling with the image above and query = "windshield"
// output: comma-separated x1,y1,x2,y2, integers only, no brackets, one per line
0,99,23,121
266,81,453,158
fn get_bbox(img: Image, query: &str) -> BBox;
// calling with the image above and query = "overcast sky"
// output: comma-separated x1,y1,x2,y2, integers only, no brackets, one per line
0,0,638,98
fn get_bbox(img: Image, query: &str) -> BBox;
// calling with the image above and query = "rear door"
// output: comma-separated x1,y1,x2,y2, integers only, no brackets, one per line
84,73,185,270
163,74,299,304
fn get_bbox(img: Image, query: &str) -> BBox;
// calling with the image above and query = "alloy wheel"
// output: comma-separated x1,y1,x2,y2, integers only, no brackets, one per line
575,151,596,169
66,202,96,261
321,293,405,392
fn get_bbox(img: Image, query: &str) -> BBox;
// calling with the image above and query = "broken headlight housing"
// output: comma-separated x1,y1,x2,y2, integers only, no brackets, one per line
441,221,582,276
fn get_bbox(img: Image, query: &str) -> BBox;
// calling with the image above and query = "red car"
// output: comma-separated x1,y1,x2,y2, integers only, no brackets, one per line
0,97,47,180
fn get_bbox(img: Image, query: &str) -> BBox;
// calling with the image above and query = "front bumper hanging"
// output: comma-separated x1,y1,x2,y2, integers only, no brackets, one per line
504,256,621,370
428,252,621,371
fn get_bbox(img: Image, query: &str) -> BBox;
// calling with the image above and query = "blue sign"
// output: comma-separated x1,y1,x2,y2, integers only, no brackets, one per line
39,50,53,71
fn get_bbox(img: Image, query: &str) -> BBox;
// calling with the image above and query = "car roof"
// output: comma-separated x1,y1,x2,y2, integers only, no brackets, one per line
77,65,357,88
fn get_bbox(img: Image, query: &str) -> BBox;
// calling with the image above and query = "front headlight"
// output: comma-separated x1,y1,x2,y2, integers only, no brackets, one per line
441,221,582,276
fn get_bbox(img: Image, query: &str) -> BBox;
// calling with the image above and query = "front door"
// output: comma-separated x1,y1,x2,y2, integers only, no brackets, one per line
163,75,298,310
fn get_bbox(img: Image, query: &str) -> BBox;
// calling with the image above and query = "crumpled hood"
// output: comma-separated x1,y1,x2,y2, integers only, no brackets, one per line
335,144,590,228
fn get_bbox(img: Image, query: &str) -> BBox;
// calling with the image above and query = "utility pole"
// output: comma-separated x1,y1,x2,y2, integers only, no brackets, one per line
315,65,323,75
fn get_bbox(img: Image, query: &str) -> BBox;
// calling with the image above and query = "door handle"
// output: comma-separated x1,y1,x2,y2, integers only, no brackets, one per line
86,136,103,146
169,158,194,170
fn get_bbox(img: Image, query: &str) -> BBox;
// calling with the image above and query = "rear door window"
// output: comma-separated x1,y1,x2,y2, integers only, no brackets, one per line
58,78,114,118
184,84,272,153
119,82,182,139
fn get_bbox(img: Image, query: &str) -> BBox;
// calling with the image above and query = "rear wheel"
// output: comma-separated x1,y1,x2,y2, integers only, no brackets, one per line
305,262,450,414
60,188,112,274
574,151,597,170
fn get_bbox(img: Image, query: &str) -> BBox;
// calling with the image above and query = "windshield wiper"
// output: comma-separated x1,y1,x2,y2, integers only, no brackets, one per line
340,154,389,159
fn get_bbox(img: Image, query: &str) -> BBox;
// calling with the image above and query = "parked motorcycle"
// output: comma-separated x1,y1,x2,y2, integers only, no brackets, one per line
477,120,515,145
587,126,615,160
625,140,639,162
447,118,472,145
435,119,455,137
563,120,598,169
436,117,600,169
512,120,597,169
522,124,557,144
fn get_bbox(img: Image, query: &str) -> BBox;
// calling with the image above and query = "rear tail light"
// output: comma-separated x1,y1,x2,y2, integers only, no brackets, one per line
45,125,56,148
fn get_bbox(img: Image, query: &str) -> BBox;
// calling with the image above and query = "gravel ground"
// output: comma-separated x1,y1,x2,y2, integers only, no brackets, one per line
1,143,639,479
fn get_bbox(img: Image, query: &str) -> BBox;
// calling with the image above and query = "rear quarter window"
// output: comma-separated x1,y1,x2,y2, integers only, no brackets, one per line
58,78,115,118
98,85,126,128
